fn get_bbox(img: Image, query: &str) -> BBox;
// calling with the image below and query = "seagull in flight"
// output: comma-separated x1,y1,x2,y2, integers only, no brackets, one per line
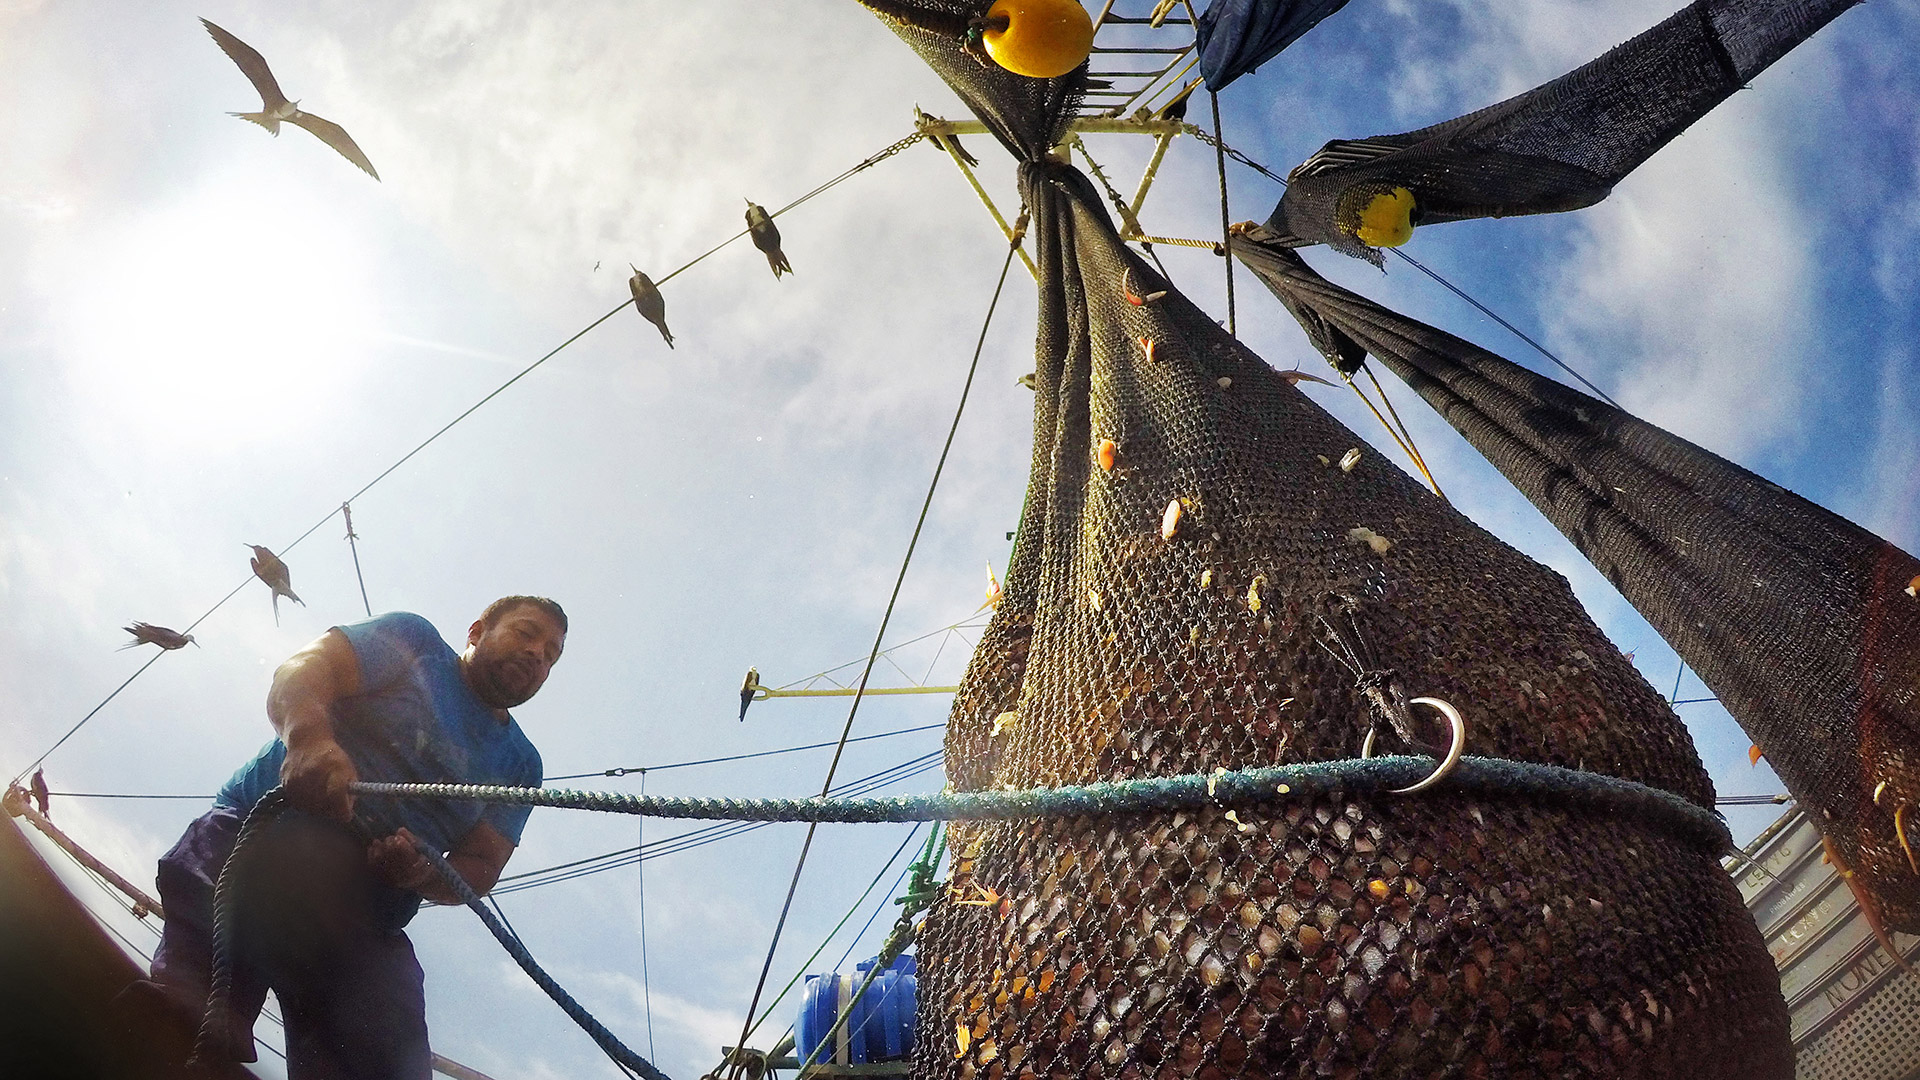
200,18,380,180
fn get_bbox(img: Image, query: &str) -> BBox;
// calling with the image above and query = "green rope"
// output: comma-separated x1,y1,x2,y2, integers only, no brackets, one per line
790,824,944,1075
353,755,1729,852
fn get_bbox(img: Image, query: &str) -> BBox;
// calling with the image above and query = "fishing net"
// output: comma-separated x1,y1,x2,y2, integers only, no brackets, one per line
857,0,1086,160
1263,0,1862,264
1233,230,1920,935
911,153,1788,1080
852,4,1790,1076
1194,0,1352,92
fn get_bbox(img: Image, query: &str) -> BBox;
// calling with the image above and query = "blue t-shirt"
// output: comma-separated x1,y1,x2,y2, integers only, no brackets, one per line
216,612,543,855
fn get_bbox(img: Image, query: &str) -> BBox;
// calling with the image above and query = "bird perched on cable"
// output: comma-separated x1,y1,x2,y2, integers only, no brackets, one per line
915,105,978,167
200,18,380,180
246,544,305,625
121,622,199,651
1154,81,1197,123
739,667,760,721
744,200,793,279
30,769,50,817
627,266,674,348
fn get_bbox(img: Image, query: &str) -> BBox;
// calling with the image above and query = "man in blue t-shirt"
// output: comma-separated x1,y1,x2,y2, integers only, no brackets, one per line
130,596,567,1080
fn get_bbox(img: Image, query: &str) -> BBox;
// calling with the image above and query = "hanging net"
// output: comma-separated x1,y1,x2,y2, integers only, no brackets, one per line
1193,0,1353,93
852,2,1793,1076
1233,229,1920,934
1262,0,1862,264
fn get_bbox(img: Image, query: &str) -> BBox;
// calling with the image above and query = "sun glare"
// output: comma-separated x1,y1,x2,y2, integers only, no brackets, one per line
65,176,376,447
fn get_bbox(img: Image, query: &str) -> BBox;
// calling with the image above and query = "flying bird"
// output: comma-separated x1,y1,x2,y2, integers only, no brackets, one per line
628,266,674,348
30,770,50,817
200,18,380,180
246,544,305,625
739,667,760,721
744,201,793,279
121,622,199,651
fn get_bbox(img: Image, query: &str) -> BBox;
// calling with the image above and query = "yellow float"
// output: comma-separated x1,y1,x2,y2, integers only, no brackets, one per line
1353,186,1418,248
979,0,1095,79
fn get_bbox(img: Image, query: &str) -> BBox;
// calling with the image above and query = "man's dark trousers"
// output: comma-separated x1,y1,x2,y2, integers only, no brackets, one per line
146,806,431,1080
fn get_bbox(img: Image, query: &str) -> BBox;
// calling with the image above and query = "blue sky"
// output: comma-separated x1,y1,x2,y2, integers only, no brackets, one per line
2,1,1915,1077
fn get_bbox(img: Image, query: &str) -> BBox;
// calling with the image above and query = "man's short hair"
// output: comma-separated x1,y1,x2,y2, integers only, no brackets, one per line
479,595,568,636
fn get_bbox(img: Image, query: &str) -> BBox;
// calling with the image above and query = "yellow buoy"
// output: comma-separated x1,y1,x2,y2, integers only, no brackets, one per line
1354,186,1418,248
981,0,1095,79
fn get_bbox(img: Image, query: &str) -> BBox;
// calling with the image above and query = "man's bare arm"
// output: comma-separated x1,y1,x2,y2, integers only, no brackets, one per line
269,629,363,821
367,821,516,905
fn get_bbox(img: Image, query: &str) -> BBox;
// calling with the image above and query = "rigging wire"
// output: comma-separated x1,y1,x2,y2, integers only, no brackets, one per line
45,791,212,800
636,772,656,1060
9,131,926,788
342,502,373,618
713,828,931,1080
724,240,1019,1079
542,721,946,782
492,751,944,895
729,823,925,1057
494,755,944,896
771,616,987,692
36,831,294,1065
1209,90,1236,336
1184,126,1621,408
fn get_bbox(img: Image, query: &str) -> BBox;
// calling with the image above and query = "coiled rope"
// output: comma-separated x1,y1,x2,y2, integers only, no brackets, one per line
190,788,676,1080
354,755,1731,852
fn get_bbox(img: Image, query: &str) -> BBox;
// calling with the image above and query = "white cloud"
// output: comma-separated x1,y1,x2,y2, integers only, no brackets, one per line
1542,117,1813,458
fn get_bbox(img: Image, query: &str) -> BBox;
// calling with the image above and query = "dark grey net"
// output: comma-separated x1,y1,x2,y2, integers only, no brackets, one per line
1263,0,1862,263
856,0,1084,160
907,161,1789,1079
1232,230,1920,935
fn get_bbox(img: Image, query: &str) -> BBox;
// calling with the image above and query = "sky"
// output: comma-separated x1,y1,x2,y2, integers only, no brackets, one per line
2,1,1916,1077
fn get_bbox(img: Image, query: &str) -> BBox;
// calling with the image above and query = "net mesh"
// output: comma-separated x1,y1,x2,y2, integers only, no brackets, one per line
906,158,1789,1077
1232,232,1920,936
848,2,1796,1074
1194,0,1352,93
1262,0,1862,263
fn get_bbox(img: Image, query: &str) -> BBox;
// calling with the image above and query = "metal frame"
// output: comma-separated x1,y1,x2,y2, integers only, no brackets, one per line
914,2,1211,276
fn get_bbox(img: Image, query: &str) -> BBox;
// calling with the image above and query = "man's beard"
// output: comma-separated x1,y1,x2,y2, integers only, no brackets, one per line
470,657,537,709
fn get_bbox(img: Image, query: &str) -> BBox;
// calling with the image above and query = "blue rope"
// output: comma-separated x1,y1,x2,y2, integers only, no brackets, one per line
190,788,289,1066
355,754,1730,852
412,841,673,1080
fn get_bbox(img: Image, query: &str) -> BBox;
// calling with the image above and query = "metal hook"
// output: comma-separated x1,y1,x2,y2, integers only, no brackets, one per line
1360,696,1467,794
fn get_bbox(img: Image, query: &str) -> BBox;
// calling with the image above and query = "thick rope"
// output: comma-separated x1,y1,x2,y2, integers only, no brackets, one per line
190,788,289,1066
354,754,1731,852
190,788,673,1080
412,842,671,1080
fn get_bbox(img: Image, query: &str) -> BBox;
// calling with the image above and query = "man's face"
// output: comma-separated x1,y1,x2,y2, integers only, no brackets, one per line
464,605,566,709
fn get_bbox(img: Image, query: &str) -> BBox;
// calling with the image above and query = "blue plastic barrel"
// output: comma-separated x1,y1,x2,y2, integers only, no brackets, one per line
795,952,917,1065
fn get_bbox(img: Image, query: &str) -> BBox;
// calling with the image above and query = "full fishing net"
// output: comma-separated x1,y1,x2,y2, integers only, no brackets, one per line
1262,0,1862,264
1233,231,1920,936
852,5,1792,1075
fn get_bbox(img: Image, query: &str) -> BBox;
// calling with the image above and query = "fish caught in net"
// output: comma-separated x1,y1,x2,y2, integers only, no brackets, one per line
909,150,1788,1080
849,1,1812,1075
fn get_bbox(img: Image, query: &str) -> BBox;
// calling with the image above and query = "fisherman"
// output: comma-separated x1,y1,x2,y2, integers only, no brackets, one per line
123,596,566,1079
